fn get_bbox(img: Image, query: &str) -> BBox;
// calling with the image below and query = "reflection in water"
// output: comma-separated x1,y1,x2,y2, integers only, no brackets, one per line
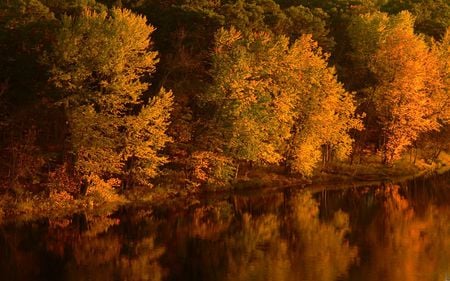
0,173,449,281
287,192,358,281
222,191,357,281
357,184,450,281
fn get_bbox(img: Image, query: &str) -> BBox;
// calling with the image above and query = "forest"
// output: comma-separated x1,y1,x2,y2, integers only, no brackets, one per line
0,0,449,216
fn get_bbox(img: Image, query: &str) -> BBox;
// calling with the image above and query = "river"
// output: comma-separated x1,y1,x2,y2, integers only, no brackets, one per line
1,173,449,281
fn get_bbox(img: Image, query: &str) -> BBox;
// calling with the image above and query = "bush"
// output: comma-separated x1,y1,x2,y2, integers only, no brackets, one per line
85,175,124,205
47,163,79,196
48,190,75,209
187,151,236,189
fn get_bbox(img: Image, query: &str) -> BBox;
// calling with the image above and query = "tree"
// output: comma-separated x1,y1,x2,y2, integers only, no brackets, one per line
417,27,450,160
199,28,361,179
368,12,443,163
381,0,450,39
284,5,334,51
200,28,295,167
286,35,362,175
48,8,173,188
348,12,445,164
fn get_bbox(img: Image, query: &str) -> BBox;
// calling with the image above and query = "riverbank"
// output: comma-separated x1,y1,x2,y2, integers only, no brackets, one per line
1,152,449,224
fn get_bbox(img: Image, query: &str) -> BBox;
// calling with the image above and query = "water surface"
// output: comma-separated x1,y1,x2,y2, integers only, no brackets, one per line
1,173,449,281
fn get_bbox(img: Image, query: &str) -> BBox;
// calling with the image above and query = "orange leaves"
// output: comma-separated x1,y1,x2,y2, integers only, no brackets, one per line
350,11,446,163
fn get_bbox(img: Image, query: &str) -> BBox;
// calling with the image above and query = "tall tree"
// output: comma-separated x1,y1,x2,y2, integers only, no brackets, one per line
48,8,173,188
199,28,361,178
286,35,362,175
381,0,450,39
200,28,295,166
349,11,444,163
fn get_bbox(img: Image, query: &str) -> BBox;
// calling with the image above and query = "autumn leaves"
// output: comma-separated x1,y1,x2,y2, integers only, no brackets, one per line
45,7,449,187
48,9,173,188
199,29,361,178
348,12,450,164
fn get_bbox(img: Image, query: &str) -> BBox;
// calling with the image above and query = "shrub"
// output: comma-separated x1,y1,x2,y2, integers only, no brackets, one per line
187,151,236,188
85,175,124,205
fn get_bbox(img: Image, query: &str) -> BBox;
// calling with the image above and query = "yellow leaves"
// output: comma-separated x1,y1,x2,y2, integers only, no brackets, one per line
123,89,173,185
290,137,322,176
188,151,235,187
51,7,158,109
85,174,123,204
49,8,173,187
214,27,242,54
207,28,361,176
287,35,362,175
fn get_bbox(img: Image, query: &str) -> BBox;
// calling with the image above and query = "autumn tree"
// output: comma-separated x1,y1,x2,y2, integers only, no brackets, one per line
198,28,360,179
348,12,444,164
285,35,362,175
199,28,295,171
417,27,450,159
381,0,450,39
48,8,173,189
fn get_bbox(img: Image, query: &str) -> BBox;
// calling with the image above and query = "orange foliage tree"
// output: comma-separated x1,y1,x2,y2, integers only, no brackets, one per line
349,11,445,164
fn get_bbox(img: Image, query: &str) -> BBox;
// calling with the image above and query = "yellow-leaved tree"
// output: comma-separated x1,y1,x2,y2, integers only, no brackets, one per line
370,12,443,163
418,27,450,159
196,28,298,182
197,28,361,181
286,35,363,176
48,8,173,190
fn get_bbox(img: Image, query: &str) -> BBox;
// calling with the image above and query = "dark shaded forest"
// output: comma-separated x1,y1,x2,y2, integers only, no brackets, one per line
0,0,449,211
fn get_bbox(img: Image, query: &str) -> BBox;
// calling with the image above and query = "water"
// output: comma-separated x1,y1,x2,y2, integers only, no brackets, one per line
1,173,449,281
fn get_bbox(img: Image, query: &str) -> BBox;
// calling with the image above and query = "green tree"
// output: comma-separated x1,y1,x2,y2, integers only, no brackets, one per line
201,28,294,166
381,0,450,39
284,5,334,51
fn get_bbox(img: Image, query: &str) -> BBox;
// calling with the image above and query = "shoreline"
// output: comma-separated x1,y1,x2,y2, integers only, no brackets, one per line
1,158,448,224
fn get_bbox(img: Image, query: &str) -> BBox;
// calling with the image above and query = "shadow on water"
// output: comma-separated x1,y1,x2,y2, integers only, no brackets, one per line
0,172,449,281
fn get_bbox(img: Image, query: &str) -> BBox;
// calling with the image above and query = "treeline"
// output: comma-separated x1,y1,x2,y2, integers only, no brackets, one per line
0,0,449,196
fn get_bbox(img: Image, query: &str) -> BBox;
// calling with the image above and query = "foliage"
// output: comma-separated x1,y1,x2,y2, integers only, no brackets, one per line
122,88,173,186
47,7,173,188
85,174,124,204
201,28,294,165
286,35,363,175
349,11,445,164
202,28,361,177
381,0,450,39
0,0,449,198
47,163,79,195
187,151,236,188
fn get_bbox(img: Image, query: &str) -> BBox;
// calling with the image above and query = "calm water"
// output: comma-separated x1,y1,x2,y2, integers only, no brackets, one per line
1,173,449,281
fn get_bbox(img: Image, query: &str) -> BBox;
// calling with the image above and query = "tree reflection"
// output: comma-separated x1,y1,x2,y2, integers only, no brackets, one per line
64,213,165,281
2,178,450,281
218,191,358,281
359,184,450,281
225,213,290,281
285,191,358,281
0,211,166,281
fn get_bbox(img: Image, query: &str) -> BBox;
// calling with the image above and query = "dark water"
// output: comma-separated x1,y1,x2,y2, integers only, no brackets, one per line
1,173,449,281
